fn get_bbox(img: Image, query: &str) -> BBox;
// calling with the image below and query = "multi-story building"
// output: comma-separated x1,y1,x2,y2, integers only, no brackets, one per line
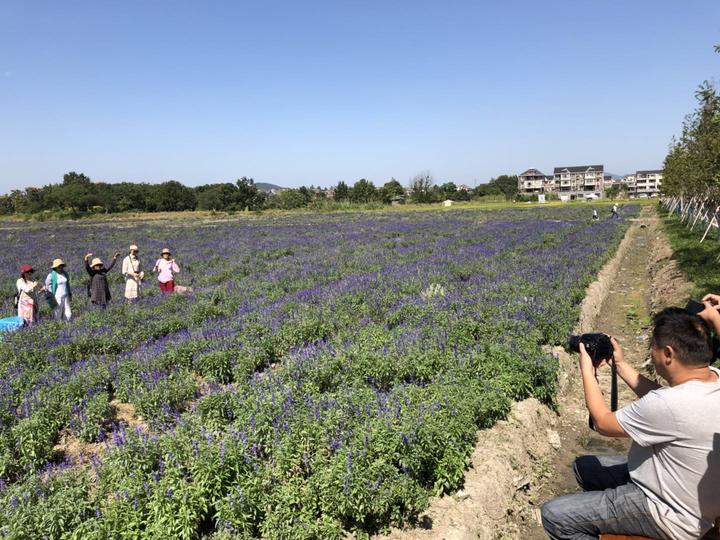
517,168,548,194
552,165,605,200
634,170,663,197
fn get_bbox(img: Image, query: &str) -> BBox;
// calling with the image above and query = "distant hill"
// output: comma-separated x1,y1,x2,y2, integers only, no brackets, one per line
255,182,284,192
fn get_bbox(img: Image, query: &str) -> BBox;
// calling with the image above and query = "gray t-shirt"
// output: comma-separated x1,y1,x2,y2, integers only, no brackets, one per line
616,366,720,540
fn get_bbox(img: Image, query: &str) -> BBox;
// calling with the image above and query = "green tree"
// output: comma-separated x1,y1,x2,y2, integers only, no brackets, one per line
379,178,405,203
236,177,266,210
349,179,378,203
605,184,621,200
334,181,350,201
440,182,457,198
196,183,238,211
147,181,197,211
275,189,308,209
409,172,434,203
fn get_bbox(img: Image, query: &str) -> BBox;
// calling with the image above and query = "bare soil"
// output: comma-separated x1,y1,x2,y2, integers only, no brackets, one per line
376,206,693,540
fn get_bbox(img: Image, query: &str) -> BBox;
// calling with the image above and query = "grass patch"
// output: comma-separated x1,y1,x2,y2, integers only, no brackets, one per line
661,206,720,296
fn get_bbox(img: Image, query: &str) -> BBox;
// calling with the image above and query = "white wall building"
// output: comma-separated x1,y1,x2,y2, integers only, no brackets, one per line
552,165,605,200
634,170,663,197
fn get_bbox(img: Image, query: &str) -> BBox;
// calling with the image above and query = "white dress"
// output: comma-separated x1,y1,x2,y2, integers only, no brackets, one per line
122,255,144,299
45,271,72,321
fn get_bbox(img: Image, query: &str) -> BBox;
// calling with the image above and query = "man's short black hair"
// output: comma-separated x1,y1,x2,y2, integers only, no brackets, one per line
651,307,714,366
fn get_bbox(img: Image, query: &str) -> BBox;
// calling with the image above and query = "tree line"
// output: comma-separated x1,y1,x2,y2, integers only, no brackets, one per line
0,172,520,216
662,46,720,199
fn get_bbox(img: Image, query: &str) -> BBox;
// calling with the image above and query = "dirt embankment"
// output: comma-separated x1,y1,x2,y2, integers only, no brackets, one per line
377,207,692,540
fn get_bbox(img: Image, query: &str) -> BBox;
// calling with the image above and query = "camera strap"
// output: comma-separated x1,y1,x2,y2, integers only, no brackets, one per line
589,363,619,431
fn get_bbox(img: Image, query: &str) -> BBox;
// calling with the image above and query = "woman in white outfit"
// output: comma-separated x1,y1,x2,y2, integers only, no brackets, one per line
45,258,72,321
122,244,144,302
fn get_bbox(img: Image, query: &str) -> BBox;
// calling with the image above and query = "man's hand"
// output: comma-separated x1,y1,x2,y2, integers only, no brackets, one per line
84,253,92,261
578,341,629,438
578,342,595,373
698,298,720,334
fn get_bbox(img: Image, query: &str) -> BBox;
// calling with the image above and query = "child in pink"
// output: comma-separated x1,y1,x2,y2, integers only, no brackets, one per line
153,248,179,294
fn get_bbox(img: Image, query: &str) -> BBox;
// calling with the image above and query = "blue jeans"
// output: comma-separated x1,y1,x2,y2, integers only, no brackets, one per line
541,455,670,539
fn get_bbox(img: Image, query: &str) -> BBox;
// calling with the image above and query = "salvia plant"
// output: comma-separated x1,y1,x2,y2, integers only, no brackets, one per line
0,206,637,538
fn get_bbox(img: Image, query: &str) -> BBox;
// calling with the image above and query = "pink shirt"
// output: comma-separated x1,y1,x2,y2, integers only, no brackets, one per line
153,259,179,283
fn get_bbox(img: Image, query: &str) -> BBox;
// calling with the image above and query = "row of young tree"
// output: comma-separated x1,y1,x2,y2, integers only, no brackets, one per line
0,172,520,215
662,46,720,199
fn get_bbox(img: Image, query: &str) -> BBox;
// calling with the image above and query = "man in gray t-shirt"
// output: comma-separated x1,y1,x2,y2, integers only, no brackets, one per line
542,307,720,540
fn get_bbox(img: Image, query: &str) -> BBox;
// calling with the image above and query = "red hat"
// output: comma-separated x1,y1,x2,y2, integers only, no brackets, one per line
20,264,34,274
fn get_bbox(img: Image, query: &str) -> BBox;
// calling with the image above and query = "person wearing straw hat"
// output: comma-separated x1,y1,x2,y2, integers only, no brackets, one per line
121,245,144,303
44,258,72,321
16,264,44,324
153,248,179,294
84,251,120,307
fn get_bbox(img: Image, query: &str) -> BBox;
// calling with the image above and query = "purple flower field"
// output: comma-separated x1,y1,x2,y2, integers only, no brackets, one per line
0,205,636,539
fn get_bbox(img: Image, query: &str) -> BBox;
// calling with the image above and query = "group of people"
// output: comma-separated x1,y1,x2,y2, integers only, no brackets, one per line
542,296,720,539
592,204,621,221
14,245,181,324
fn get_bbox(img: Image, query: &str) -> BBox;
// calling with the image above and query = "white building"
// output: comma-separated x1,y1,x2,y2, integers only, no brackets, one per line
634,170,663,197
552,165,605,200
517,168,549,195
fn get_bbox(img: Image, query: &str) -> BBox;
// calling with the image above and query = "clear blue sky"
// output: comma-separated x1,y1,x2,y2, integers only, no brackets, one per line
0,1,718,191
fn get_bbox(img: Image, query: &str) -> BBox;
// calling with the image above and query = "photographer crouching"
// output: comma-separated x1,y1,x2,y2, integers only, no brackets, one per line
541,301,720,540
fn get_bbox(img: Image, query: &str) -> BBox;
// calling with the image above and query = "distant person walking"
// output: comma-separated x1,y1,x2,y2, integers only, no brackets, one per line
85,252,120,307
153,248,179,294
45,258,72,321
611,204,620,219
592,209,599,221
16,264,44,324
122,245,144,303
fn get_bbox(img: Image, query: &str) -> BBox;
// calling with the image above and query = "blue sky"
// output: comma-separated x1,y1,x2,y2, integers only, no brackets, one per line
0,1,718,191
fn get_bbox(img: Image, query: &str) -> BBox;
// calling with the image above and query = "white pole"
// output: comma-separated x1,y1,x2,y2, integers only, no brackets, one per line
700,209,719,243
691,199,708,231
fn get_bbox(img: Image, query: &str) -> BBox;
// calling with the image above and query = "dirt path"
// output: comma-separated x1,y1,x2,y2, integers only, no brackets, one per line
509,207,697,539
375,207,690,540
512,213,653,538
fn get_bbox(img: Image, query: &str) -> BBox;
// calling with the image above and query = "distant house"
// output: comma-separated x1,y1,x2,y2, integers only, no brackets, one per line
634,170,663,197
390,196,404,206
552,165,605,200
457,184,471,192
518,168,548,195
621,174,636,196
443,199,454,207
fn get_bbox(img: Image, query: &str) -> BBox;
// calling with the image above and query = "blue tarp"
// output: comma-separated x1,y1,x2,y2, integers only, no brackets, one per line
0,317,24,334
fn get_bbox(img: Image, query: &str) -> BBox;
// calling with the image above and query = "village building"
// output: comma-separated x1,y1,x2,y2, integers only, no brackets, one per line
634,169,663,198
517,168,549,194
621,173,636,196
552,165,605,200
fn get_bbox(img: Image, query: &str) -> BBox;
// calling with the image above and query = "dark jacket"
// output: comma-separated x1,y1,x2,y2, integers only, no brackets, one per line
85,258,117,305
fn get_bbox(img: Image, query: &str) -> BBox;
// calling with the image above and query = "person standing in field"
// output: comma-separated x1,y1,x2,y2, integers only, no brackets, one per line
122,245,144,303
153,248,179,294
85,252,120,307
611,204,619,219
45,258,72,321
16,264,44,324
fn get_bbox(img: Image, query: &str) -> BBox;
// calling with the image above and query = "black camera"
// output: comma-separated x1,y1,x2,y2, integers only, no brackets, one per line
568,333,614,367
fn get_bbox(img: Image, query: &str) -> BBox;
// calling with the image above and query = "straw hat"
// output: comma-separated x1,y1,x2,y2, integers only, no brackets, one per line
129,245,139,252
90,258,104,267
51,258,65,269
161,248,171,255
19,264,33,274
